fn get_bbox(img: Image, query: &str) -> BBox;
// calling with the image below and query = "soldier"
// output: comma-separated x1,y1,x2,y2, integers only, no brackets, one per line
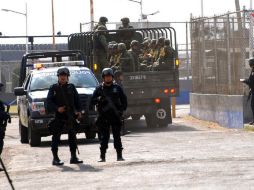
157,39,176,70
118,43,135,72
242,58,254,125
118,17,134,49
93,25,108,75
94,16,108,31
46,67,83,165
128,40,141,72
90,68,127,162
0,83,11,171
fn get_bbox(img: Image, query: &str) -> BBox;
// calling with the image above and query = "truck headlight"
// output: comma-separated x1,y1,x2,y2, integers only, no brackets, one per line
31,102,46,115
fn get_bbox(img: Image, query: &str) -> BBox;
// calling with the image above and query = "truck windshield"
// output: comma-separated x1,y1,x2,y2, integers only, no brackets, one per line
30,70,98,91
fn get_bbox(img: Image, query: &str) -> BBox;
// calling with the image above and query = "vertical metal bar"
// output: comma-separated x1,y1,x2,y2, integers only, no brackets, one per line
214,17,218,94
186,22,190,80
227,14,231,94
51,0,56,50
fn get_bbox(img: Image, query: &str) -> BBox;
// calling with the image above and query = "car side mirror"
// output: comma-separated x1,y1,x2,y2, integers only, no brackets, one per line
14,87,26,96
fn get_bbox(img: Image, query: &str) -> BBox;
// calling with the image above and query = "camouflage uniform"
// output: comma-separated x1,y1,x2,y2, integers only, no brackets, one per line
117,17,134,49
93,25,108,75
118,43,135,72
94,16,108,31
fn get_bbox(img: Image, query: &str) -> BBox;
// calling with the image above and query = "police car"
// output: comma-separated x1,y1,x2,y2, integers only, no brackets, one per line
14,51,98,146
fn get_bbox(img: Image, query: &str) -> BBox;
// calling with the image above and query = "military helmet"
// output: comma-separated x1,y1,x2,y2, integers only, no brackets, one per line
99,16,108,23
121,17,130,23
118,43,126,51
57,67,70,76
249,58,254,67
102,68,114,78
130,40,139,47
114,70,123,78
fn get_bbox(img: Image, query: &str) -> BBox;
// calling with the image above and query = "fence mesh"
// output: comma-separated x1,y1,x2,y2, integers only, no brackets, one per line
191,10,254,95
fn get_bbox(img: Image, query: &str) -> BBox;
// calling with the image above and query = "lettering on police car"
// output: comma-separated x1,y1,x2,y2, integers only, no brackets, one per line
129,75,147,80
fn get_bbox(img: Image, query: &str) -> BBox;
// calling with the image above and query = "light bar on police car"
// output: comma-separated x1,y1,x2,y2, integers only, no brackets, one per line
33,61,85,69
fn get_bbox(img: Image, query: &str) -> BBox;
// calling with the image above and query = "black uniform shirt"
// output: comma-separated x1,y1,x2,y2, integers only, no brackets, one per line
90,82,127,113
47,82,81,118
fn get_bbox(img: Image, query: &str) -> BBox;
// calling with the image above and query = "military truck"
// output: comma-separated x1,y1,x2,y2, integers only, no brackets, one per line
68,27,179,128
14,50,98,146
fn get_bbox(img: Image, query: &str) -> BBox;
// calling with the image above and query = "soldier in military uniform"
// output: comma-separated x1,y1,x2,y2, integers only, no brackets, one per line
243,58,254,125
117,43,135,72
90,68,127,162
94,16,108,31
47,67,83,165
118,17,134,49
93,25,108,75
0,83,11,171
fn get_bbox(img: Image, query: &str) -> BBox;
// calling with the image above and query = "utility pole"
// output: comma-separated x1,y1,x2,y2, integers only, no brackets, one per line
51,0,56,49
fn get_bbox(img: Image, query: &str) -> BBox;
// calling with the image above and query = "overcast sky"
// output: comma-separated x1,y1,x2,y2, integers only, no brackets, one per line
0,0,251,44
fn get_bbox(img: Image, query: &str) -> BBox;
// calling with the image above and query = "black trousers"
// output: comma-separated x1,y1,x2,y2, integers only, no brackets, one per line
251,94,254,118
96,115,123,151
51,120,77,153
0,127,5,155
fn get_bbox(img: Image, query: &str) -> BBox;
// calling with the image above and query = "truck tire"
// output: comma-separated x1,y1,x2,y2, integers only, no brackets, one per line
145,114,156,128
28,118,41,147
131,114,142,121
19,120,28,143
85,131,96,139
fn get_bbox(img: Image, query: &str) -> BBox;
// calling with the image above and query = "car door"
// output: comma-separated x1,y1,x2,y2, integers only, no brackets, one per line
19,73,31,127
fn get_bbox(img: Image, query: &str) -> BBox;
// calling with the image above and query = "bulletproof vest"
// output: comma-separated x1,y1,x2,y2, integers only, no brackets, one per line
98,84,122,113
52,83,75,112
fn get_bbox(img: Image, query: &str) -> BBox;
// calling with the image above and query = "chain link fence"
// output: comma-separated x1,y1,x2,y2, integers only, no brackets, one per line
191,10,254,95
0,36,68,93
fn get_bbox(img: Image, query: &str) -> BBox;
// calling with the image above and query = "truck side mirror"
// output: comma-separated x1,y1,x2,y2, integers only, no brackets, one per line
14,87,26,96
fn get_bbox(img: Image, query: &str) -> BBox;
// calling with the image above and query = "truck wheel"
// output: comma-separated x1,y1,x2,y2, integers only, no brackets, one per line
85,131,96,139
28,118,41,147
131,114,142,121
145,114,156,128
19,120,29,143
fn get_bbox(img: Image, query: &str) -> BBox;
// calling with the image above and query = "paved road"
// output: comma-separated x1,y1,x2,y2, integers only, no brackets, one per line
1,105,254,190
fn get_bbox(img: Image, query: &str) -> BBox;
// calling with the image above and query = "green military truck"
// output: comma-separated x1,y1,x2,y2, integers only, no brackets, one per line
68,27,179,127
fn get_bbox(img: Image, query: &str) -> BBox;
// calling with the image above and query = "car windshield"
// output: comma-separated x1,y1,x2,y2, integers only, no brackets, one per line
30,69,98,91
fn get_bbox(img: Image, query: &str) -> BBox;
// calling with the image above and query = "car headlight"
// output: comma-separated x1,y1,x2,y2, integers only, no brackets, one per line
31,101,46,115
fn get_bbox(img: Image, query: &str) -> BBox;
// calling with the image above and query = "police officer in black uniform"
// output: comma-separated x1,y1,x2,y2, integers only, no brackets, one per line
47,67,83,165
90,68,127,162
0,83,11,171
243,58,254,124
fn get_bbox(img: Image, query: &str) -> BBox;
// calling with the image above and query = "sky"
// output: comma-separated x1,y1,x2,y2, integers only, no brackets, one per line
0,0,252,44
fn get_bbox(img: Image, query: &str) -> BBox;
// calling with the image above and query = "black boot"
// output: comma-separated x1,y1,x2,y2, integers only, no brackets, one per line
52,150,64,166
116,149,125,161
98,149,106,162
70,151,83,164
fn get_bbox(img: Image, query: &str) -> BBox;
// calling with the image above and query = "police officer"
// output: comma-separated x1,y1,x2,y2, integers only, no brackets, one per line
47,67,83,165
90,68,127,162
243,58,254,125
0,83,11,171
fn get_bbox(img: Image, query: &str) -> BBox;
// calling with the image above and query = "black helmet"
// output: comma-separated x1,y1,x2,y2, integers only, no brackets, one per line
57,67,70,76
99,16,108,23
249,58,254,67
102,68,114,78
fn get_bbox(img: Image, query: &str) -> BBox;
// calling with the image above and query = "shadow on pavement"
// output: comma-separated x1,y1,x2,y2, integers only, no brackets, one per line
124,118,200,135
57,163,102,173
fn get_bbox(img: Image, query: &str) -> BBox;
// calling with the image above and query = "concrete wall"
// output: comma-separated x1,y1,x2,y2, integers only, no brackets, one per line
190,93,249,128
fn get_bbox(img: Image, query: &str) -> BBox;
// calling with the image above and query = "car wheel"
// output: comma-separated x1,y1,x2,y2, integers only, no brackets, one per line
28,118,41,147
145,114,156,128
19,120,29,143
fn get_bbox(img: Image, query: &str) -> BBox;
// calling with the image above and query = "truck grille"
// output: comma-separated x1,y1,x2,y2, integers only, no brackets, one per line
79,94,93,111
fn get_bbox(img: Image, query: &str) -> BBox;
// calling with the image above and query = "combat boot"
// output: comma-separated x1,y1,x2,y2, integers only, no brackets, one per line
116,149,125,161
70,151,83,164
52,150,64,166
98,149,106,162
